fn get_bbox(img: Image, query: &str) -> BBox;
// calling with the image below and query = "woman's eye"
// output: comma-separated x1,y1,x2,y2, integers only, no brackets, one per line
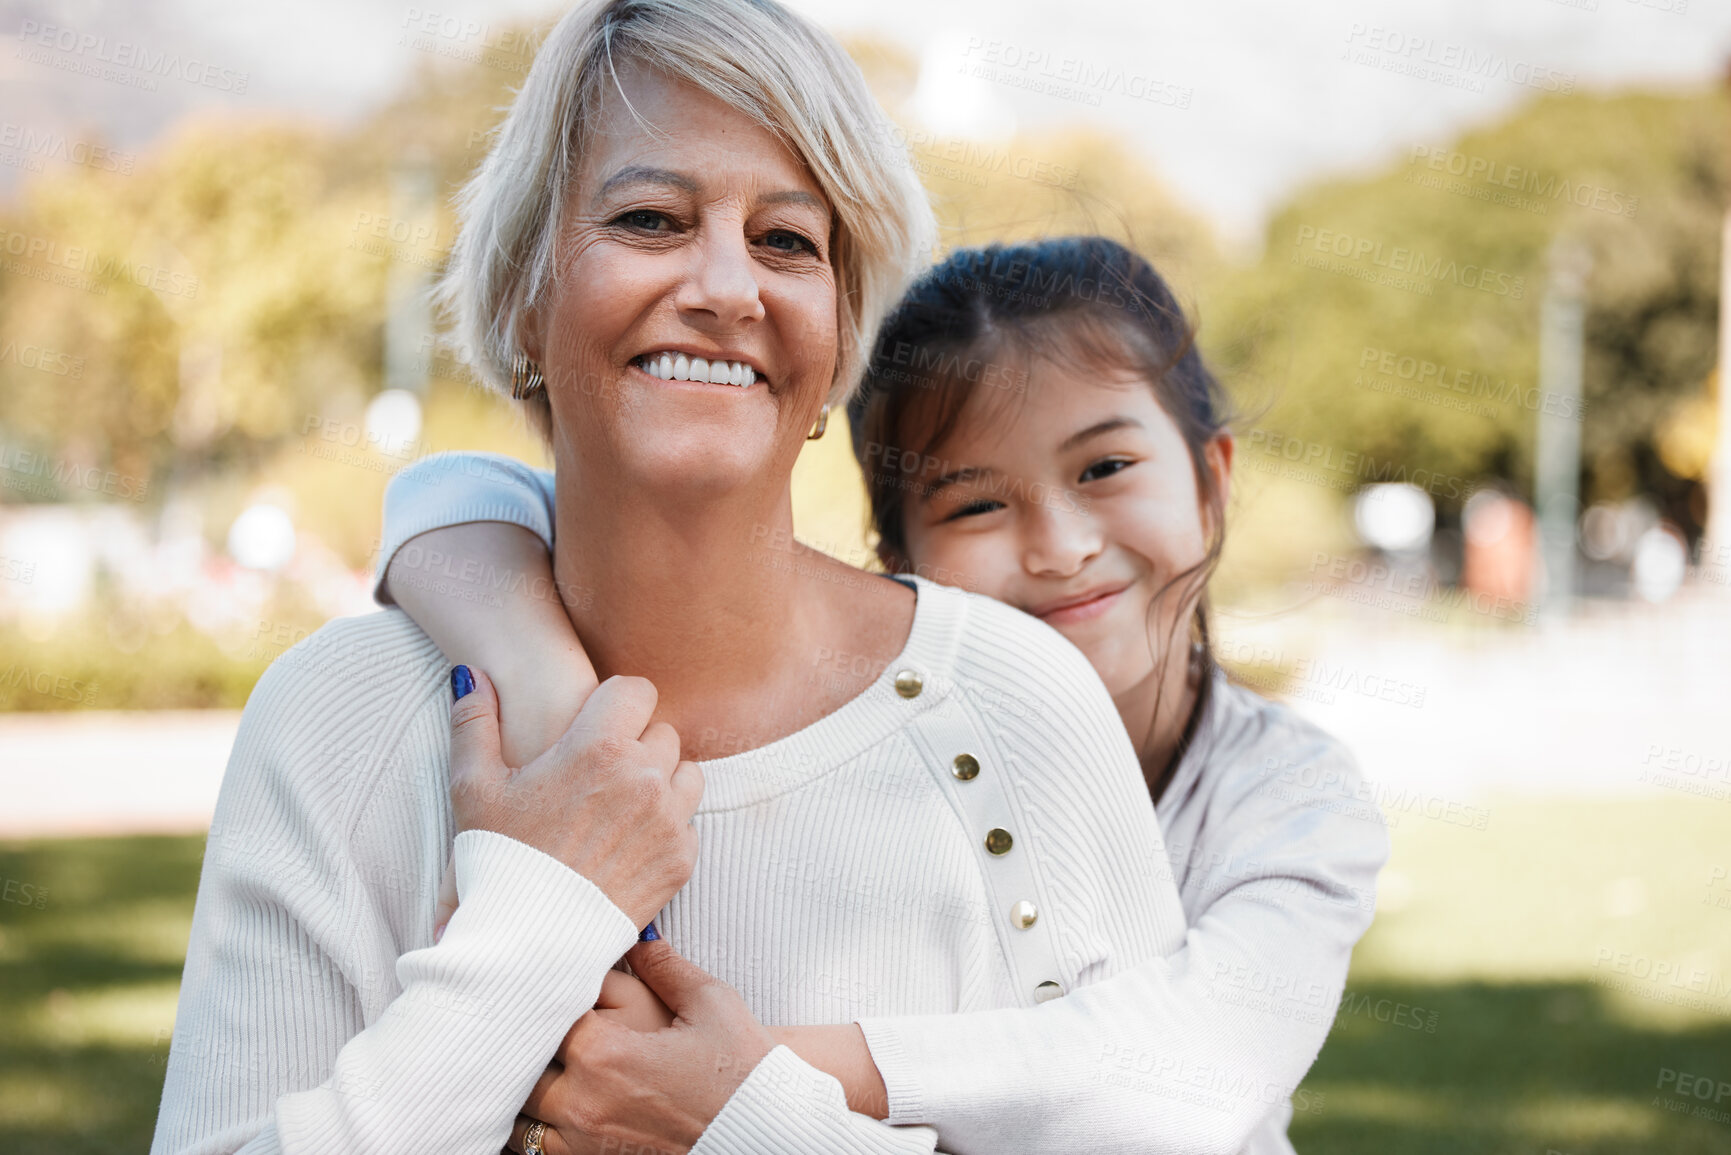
944,499,1004,522
762,229,817,255
617,209,675,232
1080,458,1132,484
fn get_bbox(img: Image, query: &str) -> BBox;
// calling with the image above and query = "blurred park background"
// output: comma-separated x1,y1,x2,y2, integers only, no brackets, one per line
2,0,1730,1151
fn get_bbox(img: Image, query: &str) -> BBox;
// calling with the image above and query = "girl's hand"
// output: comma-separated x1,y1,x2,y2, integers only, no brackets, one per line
388,523,598,770
447,667,702,930
771,1022,890,1119
595,966,675,1033
432,859,458,944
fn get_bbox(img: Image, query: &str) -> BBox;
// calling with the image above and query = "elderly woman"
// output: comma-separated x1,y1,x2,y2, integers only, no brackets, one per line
150,0,1186,1152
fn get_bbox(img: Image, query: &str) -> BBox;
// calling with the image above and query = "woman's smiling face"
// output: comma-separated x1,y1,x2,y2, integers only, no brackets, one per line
526,61,839,497
901,359,1231,698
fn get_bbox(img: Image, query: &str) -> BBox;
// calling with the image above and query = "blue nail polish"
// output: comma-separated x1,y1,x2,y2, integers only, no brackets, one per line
451,665,475,701
638,920,660,942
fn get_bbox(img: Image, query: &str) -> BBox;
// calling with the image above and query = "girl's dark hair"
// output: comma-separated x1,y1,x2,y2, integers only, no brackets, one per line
847,236,1233,788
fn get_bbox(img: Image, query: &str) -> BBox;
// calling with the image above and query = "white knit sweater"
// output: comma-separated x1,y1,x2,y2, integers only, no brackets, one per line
151,569,1195,1154
353,452,1392,1155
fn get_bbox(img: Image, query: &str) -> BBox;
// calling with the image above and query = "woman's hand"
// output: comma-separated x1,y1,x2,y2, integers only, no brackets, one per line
447,667,702,929
506,939,775,1155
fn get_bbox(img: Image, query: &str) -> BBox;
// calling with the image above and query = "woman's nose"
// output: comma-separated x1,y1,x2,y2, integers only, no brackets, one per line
1022,502,1103,579
676,223,766,330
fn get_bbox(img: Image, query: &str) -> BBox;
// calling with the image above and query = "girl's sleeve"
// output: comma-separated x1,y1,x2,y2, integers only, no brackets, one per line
374,452,557,605
854,730,1390,1155
690,1047,949,1155
149,616,639,1154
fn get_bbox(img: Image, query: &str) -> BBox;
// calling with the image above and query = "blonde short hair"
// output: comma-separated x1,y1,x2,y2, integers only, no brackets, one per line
438,0,936,431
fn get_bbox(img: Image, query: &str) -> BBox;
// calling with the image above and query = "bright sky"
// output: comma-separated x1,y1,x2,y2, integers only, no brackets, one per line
1,0,1725,241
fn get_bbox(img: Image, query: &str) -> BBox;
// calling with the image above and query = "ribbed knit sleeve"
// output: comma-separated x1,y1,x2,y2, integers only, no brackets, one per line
855,681,1390,1155
691,1047,945,1155
149,613,638,1155
374,452,556,604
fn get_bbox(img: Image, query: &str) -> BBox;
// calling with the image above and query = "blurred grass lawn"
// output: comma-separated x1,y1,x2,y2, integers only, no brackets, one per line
2,798,1728,1154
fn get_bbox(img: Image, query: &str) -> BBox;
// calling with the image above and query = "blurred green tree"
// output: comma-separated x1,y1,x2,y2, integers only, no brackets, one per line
0,29,1717,550
0,122,393,492
1207,89,1725,534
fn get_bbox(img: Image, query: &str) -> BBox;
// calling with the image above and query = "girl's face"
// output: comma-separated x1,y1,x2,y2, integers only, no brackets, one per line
900,359,1231,698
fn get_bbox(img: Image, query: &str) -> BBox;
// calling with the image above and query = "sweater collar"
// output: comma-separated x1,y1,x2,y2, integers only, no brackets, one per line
693,574,967,812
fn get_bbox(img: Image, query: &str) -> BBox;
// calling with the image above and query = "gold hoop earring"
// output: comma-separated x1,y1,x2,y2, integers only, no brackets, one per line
806,405,830,441
510,352,545,400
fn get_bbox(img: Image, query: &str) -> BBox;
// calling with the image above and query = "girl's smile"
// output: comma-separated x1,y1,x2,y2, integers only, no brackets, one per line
1027,582,1134,626
903,362,1228,702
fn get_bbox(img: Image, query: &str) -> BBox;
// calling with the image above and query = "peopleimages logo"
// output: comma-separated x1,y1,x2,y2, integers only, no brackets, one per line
1357,346,1586,420
0,121,135,174
879,339,1030,395
0,338,83,378
1406,146,1639,220
0,228,200,299
1243,429,1476,502
1342,24,1576,95
959,37,1194,110
1293,226,1526,299
0,443,149,501
0,665,99,706
15,20,250,93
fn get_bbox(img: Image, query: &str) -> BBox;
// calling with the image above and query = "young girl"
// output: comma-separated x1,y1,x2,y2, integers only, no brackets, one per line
376,237,1387,1154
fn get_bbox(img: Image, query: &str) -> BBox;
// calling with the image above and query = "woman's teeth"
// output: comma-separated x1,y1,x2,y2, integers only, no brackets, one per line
636,353,757,387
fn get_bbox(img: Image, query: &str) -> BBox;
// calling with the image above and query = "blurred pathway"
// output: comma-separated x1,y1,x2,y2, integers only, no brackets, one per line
1219,587,1731,808
0,710,240,838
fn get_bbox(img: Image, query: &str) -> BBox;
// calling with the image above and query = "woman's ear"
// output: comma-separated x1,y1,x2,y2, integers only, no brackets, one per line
520,303,546,366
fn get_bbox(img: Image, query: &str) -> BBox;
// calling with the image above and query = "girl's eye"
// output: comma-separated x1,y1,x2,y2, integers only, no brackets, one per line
617,209,675,232
1080,457,1132,484
762,229,817,255
944,498,1004,522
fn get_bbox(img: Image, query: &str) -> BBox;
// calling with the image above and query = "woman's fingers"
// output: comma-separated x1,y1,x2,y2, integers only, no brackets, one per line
450,666,536,841
521,1063,562,1125
638,719,681,776
669,758,704,822
447,666,505,825
622,939,717,1019
506,1112,569,1155
554,675,659,753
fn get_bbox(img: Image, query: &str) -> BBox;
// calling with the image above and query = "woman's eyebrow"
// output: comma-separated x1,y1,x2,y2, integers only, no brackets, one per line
595,165,700,201
1058,416,1142,452
595,167,825,214
760,189,826,211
